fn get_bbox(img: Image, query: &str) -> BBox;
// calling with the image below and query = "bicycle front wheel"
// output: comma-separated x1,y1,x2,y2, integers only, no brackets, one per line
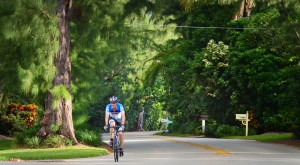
114,136,119,162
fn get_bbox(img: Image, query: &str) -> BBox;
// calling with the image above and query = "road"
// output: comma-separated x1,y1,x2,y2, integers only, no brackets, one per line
1,131,300,165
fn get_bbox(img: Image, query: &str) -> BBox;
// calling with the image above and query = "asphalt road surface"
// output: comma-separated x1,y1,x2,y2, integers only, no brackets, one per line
1,131,300,165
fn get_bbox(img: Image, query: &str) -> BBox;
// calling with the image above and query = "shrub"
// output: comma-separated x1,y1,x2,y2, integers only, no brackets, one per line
194,125,202,135
42,135,64,148
64,138,73,146
250,128,257,135
15,125,40,145
168,121,181,133
215,125,244,138
0,103,37,135
24,136,40,148
203,120,218,137
7,103,37,125
180,121,198,134
76,129,102,147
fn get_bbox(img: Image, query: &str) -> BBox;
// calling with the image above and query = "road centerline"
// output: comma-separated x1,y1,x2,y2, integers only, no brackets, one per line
156,137,231,155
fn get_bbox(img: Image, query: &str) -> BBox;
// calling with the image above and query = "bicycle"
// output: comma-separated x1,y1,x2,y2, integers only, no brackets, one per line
107,125,122,162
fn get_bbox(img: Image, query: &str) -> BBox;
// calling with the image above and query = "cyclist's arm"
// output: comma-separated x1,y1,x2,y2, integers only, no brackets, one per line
121,112,125,125
119,104,125,125
105,105,110,126
105,113,109,126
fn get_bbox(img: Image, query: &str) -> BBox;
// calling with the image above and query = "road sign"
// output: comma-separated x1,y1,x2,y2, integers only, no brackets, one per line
161,119,169,123
235,114,247,120
200,115,208,120
235,111,250,136
161,118,173,124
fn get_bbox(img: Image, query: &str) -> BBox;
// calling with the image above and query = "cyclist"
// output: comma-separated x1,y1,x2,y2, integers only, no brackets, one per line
104,96,126,156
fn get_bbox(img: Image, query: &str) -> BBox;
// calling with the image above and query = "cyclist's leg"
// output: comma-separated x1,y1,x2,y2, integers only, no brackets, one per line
119,130,124,148
116,122,124,156
109,119,116,146
115,122,123,148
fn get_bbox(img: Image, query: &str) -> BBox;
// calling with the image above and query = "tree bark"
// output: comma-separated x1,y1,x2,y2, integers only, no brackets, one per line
232,0,254,20
37,0,78,144
245,0,254,17
232,0,245,20
137,108,145,131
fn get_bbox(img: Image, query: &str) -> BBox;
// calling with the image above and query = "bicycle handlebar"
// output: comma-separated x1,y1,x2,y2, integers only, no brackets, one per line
105,125,124,133
107,125,122,129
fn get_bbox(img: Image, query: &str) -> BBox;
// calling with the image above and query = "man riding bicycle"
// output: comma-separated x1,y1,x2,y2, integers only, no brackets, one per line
104,96,126,156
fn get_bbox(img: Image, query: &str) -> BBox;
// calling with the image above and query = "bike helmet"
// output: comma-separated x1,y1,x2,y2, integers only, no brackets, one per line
109,96,118,103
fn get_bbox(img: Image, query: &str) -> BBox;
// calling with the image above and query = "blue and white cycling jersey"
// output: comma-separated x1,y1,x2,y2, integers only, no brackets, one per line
105,103,125,123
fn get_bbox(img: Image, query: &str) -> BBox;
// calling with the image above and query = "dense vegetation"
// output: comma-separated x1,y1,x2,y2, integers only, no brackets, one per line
145,1,300,137
0,0,299,147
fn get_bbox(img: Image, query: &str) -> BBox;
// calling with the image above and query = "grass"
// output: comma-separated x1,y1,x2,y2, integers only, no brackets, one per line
222,133,295,142
155,132,295,143
154,132,194,137
0,140,108,161
0,140,14,151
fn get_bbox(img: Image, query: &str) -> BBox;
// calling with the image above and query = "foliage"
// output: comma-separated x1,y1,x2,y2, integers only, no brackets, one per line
203,120,218,137
75,129,102,147
14,125,40,146
224,9,300,134
42,135,64,148
0,140,14,151
194,125,203,135
50,85,72,110
24,136,41,148
14,124,75,148
70,0,177,132
143,1,300,138
0,103,37,136
215,125,243,138
142,82,166,131
64,138,73,146
50,124,61,133
0,0,58,101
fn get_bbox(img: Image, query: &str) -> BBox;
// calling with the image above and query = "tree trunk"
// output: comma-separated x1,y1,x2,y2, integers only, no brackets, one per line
232,0,254,20
245,0,254,17
37,0,78,144
232,0,245,20
137,108,145,131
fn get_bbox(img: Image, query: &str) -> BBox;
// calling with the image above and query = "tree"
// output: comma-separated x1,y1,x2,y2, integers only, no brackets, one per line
142,1,300,136
69,0,178,131
37,0,78,144
0,0,58,104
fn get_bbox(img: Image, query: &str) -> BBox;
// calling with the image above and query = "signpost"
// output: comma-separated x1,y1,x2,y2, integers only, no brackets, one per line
235,111,250,136
200,115,208,133
160,118,173,132
161,119,169,123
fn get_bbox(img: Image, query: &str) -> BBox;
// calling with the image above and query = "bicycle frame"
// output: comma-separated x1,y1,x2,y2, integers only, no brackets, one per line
107,126,121,162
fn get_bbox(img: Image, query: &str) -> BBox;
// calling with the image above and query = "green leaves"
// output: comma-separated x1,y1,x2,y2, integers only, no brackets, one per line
0,0,58,103
50,85,71,110
140,1,300,136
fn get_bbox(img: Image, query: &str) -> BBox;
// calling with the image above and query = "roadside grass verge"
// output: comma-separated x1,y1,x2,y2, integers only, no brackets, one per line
0,140,14,151
222,133,295,142
0,140,108,161
154,132,295,143
154,132,193,137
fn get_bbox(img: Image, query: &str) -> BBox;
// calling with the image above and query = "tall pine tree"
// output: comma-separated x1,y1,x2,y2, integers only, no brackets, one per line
37,0,78,144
